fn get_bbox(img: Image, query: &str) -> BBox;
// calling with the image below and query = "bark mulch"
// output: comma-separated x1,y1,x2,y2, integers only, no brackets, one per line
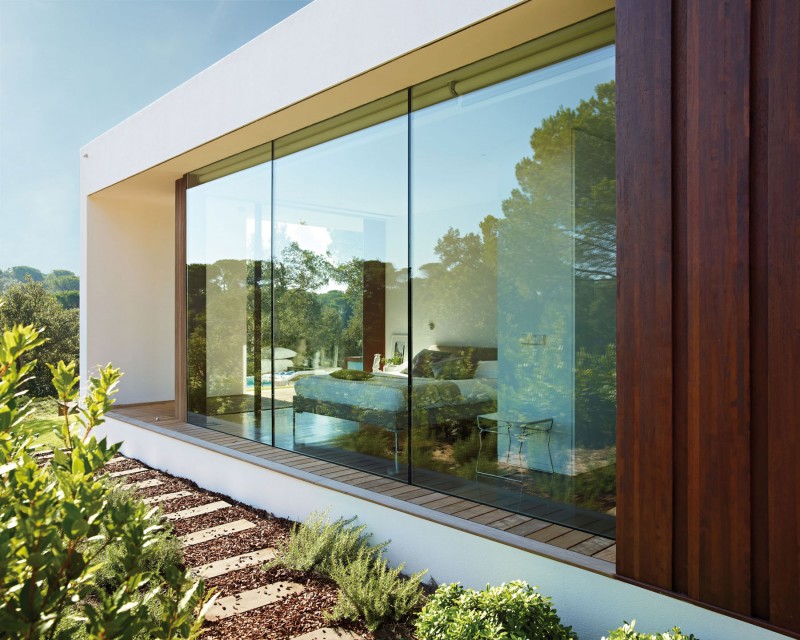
114,456,419,640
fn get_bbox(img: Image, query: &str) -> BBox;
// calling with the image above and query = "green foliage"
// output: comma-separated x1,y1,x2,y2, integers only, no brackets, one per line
268,511,381,575
602,621,698,640
329,369,374,381
328,546,427,632
415,581,576,640
8,265,44,282
0,324,214,639
268,511,426,632
0,280,79,396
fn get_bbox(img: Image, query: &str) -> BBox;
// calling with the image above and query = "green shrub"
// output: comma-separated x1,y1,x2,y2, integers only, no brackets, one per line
328,546,427,632
0,323,214,639
603,621,698,640
267,511,382,574
92,483,183,596
268,511,426,632
329,369,374,381
415,581,576,640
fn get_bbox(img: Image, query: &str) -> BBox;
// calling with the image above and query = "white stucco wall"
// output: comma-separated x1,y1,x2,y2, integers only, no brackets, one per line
96,417,785,640
82,194,174,404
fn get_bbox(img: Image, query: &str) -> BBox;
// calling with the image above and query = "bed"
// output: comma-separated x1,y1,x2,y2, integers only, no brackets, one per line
292,346,498,433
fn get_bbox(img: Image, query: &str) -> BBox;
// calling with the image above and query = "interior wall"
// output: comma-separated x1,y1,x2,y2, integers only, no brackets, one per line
82,194,175,404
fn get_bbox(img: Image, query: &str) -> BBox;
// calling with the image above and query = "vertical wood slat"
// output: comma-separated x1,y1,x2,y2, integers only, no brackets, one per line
764,0,800,630
749,0,770,621
615,0,674,590
174,178,187,423
683,1,752,615
670,0,690,596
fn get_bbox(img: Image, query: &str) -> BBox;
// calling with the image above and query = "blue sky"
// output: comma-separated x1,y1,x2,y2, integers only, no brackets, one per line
0,0,311,274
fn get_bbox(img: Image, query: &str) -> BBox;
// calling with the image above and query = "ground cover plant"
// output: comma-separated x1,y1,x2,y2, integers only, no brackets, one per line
602,622,698,640
0,322,213,639
415,581,577,640
266,511,427,632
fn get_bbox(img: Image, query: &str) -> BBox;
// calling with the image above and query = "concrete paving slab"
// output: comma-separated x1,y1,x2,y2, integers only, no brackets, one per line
130,479,163,489
205,581,303,621
292,628,363,640
178,519,255,547
108,467,148,478
142,490,194,505
192,548,276,579
164,500,231,521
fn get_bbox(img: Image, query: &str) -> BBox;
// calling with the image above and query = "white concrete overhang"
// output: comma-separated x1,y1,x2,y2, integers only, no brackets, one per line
80,0,614,204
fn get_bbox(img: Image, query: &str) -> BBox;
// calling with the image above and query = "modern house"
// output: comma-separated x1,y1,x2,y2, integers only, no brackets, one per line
80,1,798,638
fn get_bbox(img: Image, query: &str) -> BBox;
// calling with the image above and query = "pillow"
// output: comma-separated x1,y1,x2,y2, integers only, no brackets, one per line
263,347,297,360
474,360,498,379
430,356,475,380
330,369,373,381
410,348,452,378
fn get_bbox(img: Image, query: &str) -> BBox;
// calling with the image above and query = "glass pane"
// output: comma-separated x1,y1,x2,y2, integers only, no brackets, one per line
272,97,409,478
186,160,272,443
409,45,616,536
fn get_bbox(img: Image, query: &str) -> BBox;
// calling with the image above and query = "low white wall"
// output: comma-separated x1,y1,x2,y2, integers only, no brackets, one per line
96,416,783,640
81,195,174,404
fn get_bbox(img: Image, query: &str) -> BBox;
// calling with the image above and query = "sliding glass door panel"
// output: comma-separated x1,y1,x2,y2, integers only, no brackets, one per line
272,97,409,476
409,45,616,534
186,160,273,443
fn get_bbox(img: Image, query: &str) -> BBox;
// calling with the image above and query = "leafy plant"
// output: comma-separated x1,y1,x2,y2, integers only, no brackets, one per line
415,581,576,640
327,546,427,632
603,621,698,640
267,511,426,632
0,280,79,396
267,511,382,575
0,322,214,639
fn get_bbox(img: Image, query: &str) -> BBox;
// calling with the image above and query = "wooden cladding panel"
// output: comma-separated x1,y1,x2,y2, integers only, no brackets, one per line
763,1,800,630
362,260,386,370
683,1,752,614
615,0,674,590
175,178,187,423
617,0,799,632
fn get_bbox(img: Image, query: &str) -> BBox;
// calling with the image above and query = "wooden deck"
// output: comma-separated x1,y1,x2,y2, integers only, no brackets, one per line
110,401,616,572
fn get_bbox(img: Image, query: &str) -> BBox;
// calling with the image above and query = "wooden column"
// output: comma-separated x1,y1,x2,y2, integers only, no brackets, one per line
761,1,800,630
617,0,800,632
174,178,187,422
616,0,674,590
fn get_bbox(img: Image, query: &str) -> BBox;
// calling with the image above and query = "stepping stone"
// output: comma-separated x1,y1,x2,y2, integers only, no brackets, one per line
142,490,194,505
131,479,164,489
108,467,148,478
164,500,231,521
178,519,256,547
292,629,363,640
192,548,276,579
205,581,303,621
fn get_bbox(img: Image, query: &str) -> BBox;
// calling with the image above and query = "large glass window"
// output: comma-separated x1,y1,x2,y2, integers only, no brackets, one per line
271,93,409,473
186,152,272,441
185,17,615,536
409,45,616,537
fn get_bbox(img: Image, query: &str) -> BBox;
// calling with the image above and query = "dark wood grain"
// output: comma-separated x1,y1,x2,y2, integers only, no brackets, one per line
764,0,800,631
749,0,770,621
362,259,386,372
174,178,187,423
671,0,689,596
683,1,752,615
616,0,674,590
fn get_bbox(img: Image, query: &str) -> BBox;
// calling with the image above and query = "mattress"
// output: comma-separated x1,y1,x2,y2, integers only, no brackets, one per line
294,374,494,413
